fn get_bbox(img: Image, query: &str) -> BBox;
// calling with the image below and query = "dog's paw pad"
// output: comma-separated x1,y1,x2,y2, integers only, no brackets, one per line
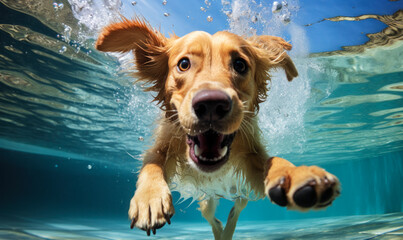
317,176,340,207
320,187,334,203
269,185,288,207
293,183,317,208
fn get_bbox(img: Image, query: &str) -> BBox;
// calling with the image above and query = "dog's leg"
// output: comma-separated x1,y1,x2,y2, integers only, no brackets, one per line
199,198,223,240
221,198,248,240
265,157,340,210
129,149,174,235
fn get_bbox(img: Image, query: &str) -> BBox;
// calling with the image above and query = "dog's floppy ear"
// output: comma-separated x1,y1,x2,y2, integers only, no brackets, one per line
247,35,298,112
96,17,166,52
96,17,170,108
249,35,298,82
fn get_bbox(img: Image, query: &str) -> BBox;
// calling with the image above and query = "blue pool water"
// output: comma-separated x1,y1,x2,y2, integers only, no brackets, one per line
0,0,402,239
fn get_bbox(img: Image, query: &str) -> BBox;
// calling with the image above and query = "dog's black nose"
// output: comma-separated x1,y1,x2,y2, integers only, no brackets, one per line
192,90,232,121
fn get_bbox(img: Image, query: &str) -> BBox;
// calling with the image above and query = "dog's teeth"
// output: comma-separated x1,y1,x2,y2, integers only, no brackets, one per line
219,146,228,158
195,146,228,162
194,144,201,157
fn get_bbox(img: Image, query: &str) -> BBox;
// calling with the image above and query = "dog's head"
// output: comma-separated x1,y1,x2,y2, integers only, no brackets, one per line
96,18,298,172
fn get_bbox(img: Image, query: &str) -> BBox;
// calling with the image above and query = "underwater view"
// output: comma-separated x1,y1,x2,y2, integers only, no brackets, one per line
0,0,402,239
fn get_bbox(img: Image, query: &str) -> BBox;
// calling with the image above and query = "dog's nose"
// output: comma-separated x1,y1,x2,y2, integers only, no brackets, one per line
192,90,232,121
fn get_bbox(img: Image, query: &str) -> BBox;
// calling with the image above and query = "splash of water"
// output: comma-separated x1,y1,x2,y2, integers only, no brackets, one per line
67,0,123,39
222,0,311,157
222,0,300,36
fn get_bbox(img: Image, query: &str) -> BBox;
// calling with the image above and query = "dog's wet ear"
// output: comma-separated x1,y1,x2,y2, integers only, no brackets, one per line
96,17,167,53
96,17,170,109
248,35,298,81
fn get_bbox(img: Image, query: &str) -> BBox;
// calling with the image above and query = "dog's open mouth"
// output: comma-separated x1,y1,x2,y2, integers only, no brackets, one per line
186,130,235,172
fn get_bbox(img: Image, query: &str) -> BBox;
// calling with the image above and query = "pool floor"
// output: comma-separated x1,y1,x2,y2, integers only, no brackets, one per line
1,212,402,239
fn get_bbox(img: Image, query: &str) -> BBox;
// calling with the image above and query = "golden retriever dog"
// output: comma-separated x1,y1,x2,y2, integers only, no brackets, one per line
96,17,340,240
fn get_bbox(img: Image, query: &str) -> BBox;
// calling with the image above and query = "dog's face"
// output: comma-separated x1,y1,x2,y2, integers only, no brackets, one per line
167,31,255,171
96,18,298,172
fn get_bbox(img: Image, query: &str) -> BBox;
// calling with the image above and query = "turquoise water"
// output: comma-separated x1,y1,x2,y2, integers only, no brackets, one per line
1,0,402,239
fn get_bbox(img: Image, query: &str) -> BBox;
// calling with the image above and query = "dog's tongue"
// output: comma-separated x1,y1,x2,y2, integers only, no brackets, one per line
197,131,224,157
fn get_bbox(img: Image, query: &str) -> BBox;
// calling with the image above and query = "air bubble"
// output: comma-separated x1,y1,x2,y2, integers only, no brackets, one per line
164,12,170,17
63,25,72,42
138,136,144,141
272,1,282,13
87,164,93,170
207,16,213,22
53,2,64,11
224,10,232,17
131,1,137,6
281,13,291,24
162,0,167,5
251,15,258,23
200,7,206,12
59,45,67,54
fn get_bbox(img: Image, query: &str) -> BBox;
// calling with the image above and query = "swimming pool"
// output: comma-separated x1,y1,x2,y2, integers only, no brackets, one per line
0,0,402,239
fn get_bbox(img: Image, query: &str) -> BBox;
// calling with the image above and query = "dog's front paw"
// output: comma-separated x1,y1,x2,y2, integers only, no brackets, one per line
265,165,340,210
129,184,174,236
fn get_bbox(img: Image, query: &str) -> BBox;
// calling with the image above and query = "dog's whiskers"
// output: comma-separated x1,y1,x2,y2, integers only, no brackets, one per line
167,113,179,121
242,114,255,123
239,122,256,152
238,123,254,152
243,110,255,115
241,101,256,115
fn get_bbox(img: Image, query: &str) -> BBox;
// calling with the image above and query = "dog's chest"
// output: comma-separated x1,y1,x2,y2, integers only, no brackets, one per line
169,164,258,201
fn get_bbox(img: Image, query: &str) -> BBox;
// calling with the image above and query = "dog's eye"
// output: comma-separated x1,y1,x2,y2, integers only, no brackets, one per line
177,58,191,72
233,58,248,74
